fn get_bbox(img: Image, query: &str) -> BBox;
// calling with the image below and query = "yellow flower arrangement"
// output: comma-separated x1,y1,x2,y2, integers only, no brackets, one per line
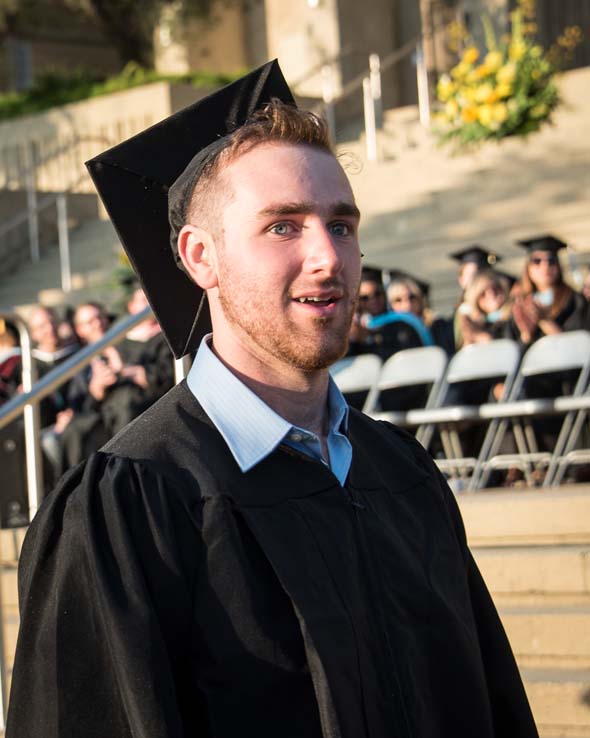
435,0,580,149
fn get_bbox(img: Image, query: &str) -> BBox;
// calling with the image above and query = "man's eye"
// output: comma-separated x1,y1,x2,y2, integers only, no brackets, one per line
329,222,351,237
269,222,293,236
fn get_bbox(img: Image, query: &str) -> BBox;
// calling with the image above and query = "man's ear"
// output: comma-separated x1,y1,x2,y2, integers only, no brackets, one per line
177,224,218,289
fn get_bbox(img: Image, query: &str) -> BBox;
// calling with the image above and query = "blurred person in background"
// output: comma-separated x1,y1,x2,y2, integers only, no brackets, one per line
509,235,589,346
508,236,590,460
0,319,21,405
387,272,455,355
103,284,174,432
457,271,512,349
347,268,387,355
450,246,501,348
29,305,80,486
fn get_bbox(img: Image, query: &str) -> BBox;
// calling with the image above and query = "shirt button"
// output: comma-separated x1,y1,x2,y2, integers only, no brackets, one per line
290,432,304,442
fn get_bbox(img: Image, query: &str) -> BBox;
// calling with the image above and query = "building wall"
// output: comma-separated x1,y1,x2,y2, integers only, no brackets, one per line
336,0,398,108
244,0,269,69
155,4,250,75
263,0,342,98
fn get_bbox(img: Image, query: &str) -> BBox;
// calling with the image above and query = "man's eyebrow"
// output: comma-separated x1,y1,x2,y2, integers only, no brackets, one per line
257,201,361,219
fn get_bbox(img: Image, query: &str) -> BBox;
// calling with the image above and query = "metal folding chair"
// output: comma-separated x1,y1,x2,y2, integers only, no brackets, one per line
404,339,521,482
365,345,448,423
329,353,383,412
474,330,590,489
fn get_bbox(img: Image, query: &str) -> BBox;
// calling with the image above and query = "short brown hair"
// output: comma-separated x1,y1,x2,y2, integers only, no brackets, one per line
187,100,333,232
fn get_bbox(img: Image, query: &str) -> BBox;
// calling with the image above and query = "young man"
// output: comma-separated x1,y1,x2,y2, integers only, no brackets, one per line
7,62,538,738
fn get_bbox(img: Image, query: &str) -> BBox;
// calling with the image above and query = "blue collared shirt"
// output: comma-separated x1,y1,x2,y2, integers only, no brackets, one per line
186,336,352,486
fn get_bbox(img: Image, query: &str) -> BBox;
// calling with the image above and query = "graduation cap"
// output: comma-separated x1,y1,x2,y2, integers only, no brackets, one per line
516,234,567,254
385,269,430,299
360,265,385,284
449,245,501,268
86,60,295,358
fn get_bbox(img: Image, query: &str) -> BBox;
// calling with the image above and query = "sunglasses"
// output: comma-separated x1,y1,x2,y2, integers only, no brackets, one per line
530,255,558,266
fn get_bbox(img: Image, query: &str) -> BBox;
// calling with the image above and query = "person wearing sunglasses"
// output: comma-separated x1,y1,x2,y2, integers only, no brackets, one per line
346,268,388,356
510,235,589,346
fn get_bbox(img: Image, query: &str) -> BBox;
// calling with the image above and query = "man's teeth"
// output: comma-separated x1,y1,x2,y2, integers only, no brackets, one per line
297,297,332,303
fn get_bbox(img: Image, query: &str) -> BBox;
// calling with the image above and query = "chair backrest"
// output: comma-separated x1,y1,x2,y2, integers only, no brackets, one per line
437,338,521,405
511,330,590,398
445,339,521,385
363,345,448,414
329,354,383,394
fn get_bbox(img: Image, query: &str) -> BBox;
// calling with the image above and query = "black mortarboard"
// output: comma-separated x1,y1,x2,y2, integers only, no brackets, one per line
86,60,294,358
449,245,500,267
361,265,385,284
385,269,430,299
516,234,567,254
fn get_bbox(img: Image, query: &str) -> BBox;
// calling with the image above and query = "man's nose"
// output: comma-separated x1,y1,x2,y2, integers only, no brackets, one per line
304,224,344,275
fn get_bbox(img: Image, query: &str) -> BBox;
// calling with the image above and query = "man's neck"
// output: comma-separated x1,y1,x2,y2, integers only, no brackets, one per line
210,339,331,437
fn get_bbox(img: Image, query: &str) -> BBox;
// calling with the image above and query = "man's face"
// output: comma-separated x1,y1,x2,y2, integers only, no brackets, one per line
208,142,361,372
358,279,386,316
30,309,58,350
74,306,107,345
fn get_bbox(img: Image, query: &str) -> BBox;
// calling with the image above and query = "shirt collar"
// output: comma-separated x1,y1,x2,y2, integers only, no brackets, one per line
187,335,349,472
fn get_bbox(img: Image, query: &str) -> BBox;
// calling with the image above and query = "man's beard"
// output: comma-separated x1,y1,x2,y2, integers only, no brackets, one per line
217,272,355,371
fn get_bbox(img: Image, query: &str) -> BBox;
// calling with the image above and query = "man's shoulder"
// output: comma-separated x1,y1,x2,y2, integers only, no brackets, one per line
102,380,210,466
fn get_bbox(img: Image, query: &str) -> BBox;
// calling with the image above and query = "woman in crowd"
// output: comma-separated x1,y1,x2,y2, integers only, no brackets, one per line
385,275,454,355
457,271,512,349
509,235,589,345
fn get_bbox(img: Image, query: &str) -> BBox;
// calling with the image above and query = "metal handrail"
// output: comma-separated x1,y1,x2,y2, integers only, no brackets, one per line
1,133,114,190
290,45,357,91
0,134,115,288
337,35,419,102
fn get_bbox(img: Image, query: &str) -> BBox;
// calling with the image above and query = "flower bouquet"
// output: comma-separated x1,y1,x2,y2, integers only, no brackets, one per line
434,0,582,149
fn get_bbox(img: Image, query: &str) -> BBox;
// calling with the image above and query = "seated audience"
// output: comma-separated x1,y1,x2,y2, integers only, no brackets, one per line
58,298,173,472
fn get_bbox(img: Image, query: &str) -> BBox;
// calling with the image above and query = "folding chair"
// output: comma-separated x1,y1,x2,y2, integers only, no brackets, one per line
473,330,590,489
329,354,382,411
404,339,521,482
365,345,448,424
546,393,590,486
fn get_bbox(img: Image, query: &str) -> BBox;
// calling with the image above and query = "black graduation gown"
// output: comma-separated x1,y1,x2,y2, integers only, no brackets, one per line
7,382,538,738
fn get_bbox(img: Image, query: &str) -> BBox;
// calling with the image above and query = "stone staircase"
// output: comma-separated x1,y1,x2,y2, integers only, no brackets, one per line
460,486,590,737
0,487,587,734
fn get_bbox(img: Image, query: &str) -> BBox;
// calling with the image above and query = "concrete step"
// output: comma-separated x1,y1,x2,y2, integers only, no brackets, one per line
523,668,590,737
500,605,590,670
473,544,590,597
0,216,123,317
457,486,590,547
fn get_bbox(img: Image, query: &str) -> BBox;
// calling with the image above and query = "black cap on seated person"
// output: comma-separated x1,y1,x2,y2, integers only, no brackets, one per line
385,269,431,299
516,234,567,254
85,60,295,359
449,245,501,268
